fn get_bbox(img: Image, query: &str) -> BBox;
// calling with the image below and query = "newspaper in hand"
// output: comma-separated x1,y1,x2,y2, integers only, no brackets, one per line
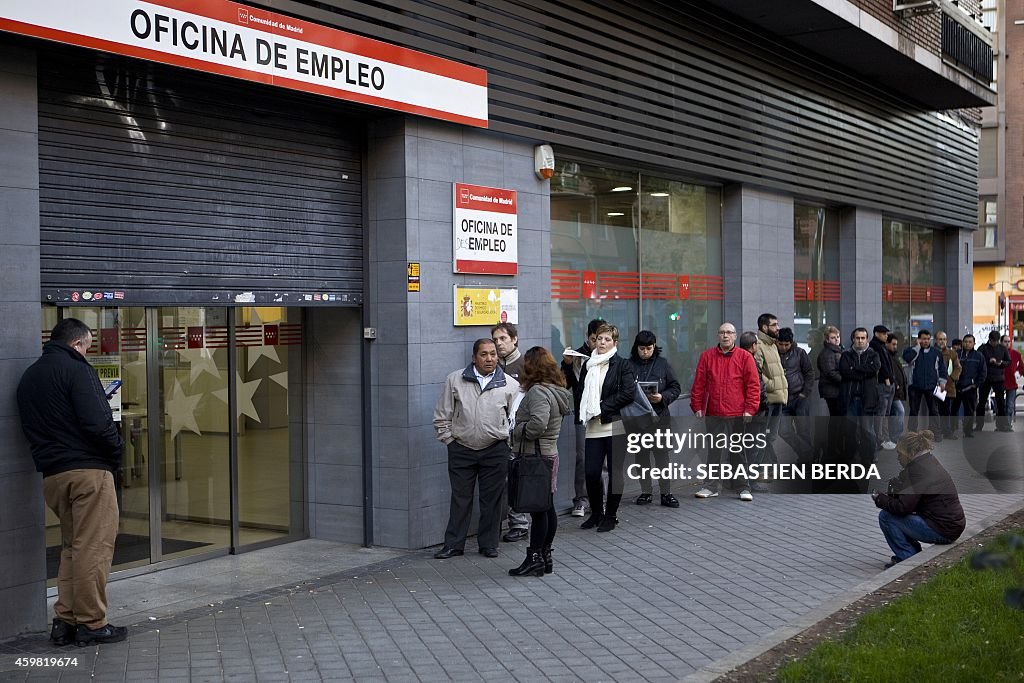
563,347,590,358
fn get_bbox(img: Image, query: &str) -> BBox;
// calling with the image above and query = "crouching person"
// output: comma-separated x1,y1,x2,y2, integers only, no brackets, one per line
871,430,965,569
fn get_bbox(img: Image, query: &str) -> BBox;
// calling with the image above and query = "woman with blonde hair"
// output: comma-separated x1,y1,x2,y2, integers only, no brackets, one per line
577,323,635,532
508,347,572,577
871,429,965,568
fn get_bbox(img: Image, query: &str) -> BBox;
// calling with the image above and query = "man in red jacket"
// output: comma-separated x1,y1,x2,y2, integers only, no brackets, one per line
690,323,761,500
1003,335,1023,430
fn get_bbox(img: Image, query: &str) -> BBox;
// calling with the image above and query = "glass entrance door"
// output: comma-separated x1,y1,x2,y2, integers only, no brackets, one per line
157,307,231,560
43,304,304,583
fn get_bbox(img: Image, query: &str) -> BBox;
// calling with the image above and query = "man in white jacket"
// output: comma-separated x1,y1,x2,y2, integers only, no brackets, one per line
433,339,520,559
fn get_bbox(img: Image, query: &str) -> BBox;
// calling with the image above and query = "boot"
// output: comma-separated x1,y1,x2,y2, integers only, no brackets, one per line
542,546,553,574
508,547,545,577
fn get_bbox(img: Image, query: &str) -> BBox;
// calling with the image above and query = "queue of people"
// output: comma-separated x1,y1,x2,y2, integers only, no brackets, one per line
427,315,1016,577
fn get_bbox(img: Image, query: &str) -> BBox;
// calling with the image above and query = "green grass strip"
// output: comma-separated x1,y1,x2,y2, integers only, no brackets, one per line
779,531,1024,683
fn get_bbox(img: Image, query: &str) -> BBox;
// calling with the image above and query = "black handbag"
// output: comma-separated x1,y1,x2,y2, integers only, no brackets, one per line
509,442,553,513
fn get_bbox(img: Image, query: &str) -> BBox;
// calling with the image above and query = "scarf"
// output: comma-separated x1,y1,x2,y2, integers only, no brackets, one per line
579,347,617,425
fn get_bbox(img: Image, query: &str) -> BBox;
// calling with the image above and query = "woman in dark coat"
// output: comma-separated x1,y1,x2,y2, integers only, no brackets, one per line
577,322,635,532
818,325,845,464
626,330,682,507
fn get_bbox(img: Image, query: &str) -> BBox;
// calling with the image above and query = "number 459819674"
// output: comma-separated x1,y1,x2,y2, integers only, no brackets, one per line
16,657,78,667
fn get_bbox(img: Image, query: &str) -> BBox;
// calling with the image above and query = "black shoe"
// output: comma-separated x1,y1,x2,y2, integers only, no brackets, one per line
433,547,464,559
580,513,603,529
478,547,499,558
502,527,529,542
50,618,75,647
635,493,654,505
508,548,545,577
74,623,127,647
884,555,901,569
660,494,679,508
596,517,618,532
541,546,553,574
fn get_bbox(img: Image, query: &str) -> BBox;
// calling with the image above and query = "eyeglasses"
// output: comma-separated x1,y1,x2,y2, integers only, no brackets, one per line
718,330,736,335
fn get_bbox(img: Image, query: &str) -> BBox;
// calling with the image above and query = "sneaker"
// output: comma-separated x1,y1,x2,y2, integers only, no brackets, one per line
502,527,529,543
571,502,587,517
884,555,901,569
738,489,753,502
881,441,897,450
660,493,680,508
694,488,718,498
635,493,654,505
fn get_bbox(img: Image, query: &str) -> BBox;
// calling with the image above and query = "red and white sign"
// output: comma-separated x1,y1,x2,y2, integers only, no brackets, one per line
0,0,488,127
453,183,517,275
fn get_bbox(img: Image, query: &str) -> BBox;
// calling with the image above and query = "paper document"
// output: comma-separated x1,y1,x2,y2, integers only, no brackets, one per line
932,385,947,402
563,347,590,358
637,381,659,395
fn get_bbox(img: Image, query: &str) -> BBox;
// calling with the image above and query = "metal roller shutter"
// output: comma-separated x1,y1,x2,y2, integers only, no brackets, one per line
38,46,364,306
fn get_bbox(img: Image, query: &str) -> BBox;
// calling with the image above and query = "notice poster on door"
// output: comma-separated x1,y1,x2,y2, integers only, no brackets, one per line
89,356,123,422
453,286,518,326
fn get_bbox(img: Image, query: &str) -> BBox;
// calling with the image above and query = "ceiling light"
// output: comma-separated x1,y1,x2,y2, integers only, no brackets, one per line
607,212,625,216
610,186,633,192
650,192,669,197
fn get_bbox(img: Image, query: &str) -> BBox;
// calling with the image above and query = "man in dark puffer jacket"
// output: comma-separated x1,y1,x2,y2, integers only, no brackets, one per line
17,318,127,647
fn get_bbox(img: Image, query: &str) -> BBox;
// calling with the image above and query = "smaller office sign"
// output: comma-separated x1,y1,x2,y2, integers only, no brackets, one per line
454,286,518,326
453,183,517,275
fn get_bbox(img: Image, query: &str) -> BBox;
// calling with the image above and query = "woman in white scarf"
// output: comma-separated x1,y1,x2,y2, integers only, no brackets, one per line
577,323,635,532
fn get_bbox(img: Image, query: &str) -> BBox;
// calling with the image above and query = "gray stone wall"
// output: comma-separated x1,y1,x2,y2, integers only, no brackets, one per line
946,229,974,338
0,45,45,640
839,207,884,335
722,186,795,331
362,117,549,549
305,307,364,544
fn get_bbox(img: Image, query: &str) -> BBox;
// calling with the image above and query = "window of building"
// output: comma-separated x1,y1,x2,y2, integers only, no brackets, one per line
793,204,841,349
980,127,998,179
882,221,948,341
550,161,722,387
979,196,998,248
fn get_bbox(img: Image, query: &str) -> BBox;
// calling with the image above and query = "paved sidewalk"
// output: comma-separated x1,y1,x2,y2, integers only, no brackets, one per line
1,489,1021,682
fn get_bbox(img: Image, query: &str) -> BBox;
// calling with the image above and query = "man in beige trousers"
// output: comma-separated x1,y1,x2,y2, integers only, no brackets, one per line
17,318,127,647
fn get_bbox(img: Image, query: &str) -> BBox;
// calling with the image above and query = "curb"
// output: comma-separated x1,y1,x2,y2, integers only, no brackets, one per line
680,495,1024,683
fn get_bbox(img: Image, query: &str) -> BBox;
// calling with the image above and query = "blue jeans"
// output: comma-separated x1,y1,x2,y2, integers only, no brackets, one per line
1007,389,1018,425
878,509,951,561
888,399,905,441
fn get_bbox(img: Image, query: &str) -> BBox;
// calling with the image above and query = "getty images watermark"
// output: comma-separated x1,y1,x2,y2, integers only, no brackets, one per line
615,417,1024,494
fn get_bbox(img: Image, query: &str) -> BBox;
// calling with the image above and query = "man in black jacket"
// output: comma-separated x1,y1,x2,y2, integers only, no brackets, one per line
839,328,881,472
17,318,127,647
976,330,1011,432
777,328,815,465
869,325,895,449
561,318,602,517
953,334,985,438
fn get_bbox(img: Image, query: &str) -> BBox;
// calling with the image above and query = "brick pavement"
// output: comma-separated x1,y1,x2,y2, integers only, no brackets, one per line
1,489,1021,682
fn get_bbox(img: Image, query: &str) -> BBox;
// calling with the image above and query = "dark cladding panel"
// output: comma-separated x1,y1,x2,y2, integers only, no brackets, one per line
37,47,364,305
266,0,978,228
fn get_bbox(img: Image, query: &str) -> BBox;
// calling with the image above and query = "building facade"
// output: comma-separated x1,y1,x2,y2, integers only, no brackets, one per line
976,0,1024,342
1,0,992,638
